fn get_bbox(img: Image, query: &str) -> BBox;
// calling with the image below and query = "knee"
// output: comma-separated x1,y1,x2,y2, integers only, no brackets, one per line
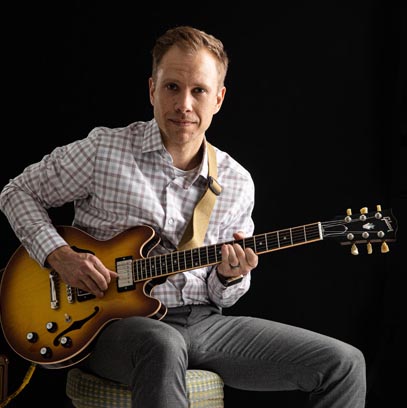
149,326,187,361
328,341,366,381
135,322,187,368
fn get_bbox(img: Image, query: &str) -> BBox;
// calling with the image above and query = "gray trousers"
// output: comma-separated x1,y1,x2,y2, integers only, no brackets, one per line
83,304,366,407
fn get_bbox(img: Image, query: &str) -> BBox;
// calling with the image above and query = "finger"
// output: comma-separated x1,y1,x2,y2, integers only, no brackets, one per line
88,256,117,289
219,243,238,273
233,245,258,272
79,275,105,298
221,243,235,266
244,248,258,269
233,231,245,240
233,242,247,262
227,244,240,268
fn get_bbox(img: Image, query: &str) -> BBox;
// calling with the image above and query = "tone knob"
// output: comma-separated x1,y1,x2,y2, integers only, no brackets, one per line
26,332,38,343
40,347,53,359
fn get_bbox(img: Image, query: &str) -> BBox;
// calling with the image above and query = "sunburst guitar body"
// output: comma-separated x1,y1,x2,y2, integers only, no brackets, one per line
0,206,398,369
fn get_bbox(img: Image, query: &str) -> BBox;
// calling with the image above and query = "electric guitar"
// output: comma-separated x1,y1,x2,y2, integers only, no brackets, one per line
0,205,397,369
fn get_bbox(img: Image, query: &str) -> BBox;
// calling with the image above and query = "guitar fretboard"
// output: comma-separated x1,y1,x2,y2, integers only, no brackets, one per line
133,222,322,282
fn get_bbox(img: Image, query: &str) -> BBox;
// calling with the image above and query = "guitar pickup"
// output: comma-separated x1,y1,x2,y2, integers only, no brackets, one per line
116,256,135,292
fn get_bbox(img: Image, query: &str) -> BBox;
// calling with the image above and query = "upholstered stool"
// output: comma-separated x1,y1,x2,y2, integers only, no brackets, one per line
66,367,224,408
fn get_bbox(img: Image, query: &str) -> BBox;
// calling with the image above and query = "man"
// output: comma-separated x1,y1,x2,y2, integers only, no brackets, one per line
0,26,366,407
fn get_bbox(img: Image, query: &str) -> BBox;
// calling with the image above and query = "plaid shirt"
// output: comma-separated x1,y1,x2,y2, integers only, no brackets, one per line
0,119,255,308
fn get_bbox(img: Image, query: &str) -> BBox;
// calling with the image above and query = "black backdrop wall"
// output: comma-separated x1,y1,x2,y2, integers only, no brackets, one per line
1,1,405,407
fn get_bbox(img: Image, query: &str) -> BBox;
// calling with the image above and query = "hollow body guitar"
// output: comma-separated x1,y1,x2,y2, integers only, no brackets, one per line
0,206,397,369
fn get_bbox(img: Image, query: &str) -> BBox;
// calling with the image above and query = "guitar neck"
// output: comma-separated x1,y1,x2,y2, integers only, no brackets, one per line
133,222,322,282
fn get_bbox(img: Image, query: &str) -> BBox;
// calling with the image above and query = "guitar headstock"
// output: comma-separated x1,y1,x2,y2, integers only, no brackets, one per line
322,205,398,255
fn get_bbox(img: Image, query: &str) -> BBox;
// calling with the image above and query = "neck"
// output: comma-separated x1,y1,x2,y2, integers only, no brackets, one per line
168,141,204,171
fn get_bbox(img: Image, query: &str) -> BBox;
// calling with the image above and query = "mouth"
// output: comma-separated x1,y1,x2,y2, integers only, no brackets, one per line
169,118,196,127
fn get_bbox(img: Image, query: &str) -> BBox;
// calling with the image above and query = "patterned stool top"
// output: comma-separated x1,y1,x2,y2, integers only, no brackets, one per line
66,367,224,408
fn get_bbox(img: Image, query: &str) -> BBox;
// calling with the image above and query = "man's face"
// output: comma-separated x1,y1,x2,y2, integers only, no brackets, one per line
149,45,226,148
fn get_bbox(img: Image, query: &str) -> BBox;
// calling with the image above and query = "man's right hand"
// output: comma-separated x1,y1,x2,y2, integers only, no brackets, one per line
46,245,118,298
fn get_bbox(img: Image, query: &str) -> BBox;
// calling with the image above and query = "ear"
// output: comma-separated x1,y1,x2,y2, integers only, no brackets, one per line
214,86,226,114
148,77,155,106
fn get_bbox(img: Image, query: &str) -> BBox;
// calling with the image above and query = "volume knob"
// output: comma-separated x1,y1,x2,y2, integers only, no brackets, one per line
46,322,58,332
40,347,53,359
60,336,72,348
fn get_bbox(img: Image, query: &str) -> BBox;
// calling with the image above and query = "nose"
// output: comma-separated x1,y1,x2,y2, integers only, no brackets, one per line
175,91,193,113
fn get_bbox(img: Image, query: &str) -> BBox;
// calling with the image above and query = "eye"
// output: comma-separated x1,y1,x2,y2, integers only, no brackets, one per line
166,83,178,91
193,87,206,94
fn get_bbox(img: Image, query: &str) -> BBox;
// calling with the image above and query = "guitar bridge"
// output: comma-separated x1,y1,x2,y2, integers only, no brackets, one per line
49,270,59,309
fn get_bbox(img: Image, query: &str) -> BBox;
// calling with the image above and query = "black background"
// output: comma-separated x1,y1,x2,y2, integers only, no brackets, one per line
1,1,405,406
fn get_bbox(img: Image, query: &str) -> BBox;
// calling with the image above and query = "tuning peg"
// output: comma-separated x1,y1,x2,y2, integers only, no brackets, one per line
359,207,368,221
351,243,359,255
346,208,352,216
375,204,383,219
381,241,389,253
367,242,373,254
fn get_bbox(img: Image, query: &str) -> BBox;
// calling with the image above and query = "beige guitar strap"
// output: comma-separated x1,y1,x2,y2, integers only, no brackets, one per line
177,141,222,250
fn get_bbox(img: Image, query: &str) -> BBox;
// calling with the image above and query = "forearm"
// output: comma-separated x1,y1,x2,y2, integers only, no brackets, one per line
0,181,67,266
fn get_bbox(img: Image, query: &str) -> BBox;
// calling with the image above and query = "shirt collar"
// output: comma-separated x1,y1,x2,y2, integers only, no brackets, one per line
142,119,164,153
142,118,210,185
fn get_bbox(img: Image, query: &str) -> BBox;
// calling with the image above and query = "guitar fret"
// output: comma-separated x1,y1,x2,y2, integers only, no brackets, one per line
192,248,199,268
149,257,154,277
209,245,220,263
160,255,165,276
174,251,179,272
140,260,145,279
140,259,144,279
244,237,254,251
255,234,267,253
165,253,172,274
279,229,292,247
291,226,304,245
189,249,193,269
143,258,148,279
185,250,191,270
138,259,142,279
199,247,207,266
151,256,156,277
134,260,139,281
157,255,162,276
216,245,222,262
165,254,169,275
307,224,320,239
179,250,186,271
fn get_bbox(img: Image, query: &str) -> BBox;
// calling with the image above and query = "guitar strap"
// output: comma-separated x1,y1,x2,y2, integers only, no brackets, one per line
177,141,222,250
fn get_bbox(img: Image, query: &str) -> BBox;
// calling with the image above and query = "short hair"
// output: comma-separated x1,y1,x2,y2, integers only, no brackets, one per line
151,26,229,87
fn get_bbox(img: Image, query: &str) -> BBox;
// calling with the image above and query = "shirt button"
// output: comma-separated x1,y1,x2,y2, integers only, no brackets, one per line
168,218,174,225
